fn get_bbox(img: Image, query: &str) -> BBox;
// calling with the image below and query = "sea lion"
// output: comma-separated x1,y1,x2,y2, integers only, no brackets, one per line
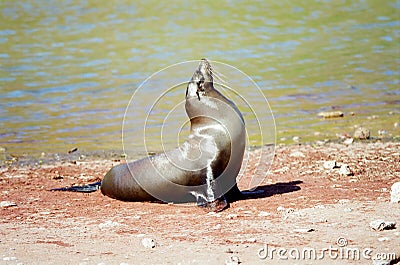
53,59,246,212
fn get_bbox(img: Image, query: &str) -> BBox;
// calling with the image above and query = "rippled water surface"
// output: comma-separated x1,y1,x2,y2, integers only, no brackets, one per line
1,0,399,157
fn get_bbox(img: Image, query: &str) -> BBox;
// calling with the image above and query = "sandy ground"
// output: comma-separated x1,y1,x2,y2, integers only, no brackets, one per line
0,141,399,265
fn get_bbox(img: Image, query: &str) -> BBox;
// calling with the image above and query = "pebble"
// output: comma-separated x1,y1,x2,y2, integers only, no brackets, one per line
377,237,390,242
339,164,353,176
394,122,399,128
2,257,17,261
258,211,271,217
378,130,387,136
370,220,396,231
226,255,240,265
0,201,17,208
289,151,305,158
354,127,370,139
68,147,78,154
323,160,337,169
292,136,301,142
213,224,221,230
343,138,354,145
317,111,344,118
206,212,222,217
141,238,156,249
98,220,122,229
277,206,286,212
292,228,315,233
226,214,238,219
390,182,400,203
225,248,234,254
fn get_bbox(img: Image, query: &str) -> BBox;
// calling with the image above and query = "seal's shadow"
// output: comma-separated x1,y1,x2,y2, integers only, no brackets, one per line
235,180,303,202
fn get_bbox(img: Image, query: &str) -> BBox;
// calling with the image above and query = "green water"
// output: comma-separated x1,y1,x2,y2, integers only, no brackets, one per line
0,0,399,158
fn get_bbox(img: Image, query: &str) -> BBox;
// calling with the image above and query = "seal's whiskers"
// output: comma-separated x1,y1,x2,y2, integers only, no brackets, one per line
210,67,228,87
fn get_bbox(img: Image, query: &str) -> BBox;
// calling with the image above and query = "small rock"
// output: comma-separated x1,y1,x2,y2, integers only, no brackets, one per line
141,238,156,249
68,147,78,154
317,111,344,118
212,224,221,230
277,206,286,212
344,208,353,212
225,248,234,254
367,115,379,119
246,238,256,243
98,220,121,229
377,237,390,242
226,255,240,265
2,257,17,261
370,220,396,231
226,214,238,219
354,127,370,140
292,228,315,233
292,136,301,142
207,212,222,217
289,151,305,158
390,182,400,203
378,130,387,136
339,164,353,176
315,140,327,145
0,201,17,208
258,211,271,217
323,160,337,169
343,138,354,145
394,122,399,128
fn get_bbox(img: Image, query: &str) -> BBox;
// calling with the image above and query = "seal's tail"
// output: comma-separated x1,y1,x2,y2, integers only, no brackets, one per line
50,181,101,193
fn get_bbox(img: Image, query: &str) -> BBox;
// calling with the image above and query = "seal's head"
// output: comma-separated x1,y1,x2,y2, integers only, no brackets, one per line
186,58,214,101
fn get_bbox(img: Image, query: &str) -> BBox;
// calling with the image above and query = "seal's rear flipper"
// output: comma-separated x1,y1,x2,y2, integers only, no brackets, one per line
50,181,101,193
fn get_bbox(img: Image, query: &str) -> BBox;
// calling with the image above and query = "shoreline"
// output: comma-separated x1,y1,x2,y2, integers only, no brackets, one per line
1,136,399,168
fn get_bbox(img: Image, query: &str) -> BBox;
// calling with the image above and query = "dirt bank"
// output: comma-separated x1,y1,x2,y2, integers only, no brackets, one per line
1,142,399,264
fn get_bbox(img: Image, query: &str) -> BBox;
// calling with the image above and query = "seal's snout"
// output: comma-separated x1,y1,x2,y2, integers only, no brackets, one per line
186,59,212,100
198,58,212,81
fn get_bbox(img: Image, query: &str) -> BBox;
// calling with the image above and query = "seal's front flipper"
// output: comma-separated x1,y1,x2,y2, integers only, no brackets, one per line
50,181,101,193
197,197,228,212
